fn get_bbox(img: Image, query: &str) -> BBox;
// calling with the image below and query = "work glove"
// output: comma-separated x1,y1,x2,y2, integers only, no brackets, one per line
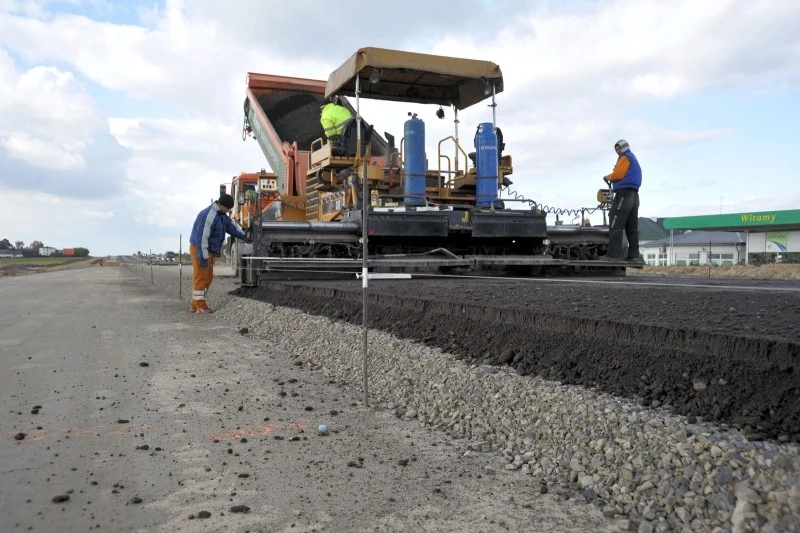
199,257,208,268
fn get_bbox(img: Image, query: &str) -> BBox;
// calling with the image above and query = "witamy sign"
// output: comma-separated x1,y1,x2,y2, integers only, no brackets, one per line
741,213,778,224
663,209,800,231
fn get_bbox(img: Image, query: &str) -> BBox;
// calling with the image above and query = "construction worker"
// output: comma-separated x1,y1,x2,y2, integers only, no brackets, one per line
189,194,249,313
602,139,643,262
320,96,353,140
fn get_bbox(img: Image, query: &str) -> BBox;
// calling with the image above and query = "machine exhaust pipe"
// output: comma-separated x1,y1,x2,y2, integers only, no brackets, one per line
260,221,360,233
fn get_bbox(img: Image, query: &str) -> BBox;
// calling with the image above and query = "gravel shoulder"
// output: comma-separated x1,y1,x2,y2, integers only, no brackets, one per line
236,276,800,443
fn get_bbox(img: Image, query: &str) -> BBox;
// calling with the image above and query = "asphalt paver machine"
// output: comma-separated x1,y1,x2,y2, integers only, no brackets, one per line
237,47,629,286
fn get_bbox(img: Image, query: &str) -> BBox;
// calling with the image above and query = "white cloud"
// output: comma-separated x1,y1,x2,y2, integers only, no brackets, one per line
480,0,799,102
107,116,266,233
0,182,193,255
79,208,113,220
0,0,799,252
0,1,333,120
662,188,800,218
0,51,103,170
630,74,688,100
1,133,87,169
109,117,248,162
5,0,794,159
0,187,104,250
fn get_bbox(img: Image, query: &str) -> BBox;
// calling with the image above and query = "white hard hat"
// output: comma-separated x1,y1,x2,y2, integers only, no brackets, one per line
614,139,630,150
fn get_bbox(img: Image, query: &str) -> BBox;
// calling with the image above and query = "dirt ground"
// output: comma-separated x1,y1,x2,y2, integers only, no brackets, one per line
630,264,800,280
0,256,99,276
238,275,800,443
13,259,800,442
0,267,618,533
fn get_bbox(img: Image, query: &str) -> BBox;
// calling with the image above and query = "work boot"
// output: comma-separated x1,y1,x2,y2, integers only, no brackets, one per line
626,256,645,265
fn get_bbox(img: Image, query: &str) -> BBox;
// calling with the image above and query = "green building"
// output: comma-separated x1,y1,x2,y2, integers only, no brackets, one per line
639,209,800,266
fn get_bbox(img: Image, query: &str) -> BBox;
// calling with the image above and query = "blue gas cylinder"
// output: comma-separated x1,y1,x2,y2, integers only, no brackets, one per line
403,114,426,206
475,122,499,206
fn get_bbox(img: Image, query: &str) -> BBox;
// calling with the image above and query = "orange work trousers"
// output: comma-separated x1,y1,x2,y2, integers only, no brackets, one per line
190,244,215,311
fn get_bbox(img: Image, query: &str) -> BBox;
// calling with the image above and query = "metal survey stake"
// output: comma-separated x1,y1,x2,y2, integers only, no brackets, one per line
356,73,369,407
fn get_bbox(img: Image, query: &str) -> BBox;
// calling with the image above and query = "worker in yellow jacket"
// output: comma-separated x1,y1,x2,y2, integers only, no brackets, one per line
320,97,353,139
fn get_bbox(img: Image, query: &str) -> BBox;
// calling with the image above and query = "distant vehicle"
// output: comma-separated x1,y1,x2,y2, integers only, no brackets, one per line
165,251,176,262
220,170,280,277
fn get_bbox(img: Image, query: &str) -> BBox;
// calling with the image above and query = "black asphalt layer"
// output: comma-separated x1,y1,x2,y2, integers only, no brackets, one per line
238,275,800,442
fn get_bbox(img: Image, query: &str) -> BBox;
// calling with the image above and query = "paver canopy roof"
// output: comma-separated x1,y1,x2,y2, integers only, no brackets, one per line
325,47,503,110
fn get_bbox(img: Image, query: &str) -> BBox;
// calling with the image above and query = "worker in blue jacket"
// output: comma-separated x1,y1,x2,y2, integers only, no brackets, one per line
189,194,249,313
602,139,643,262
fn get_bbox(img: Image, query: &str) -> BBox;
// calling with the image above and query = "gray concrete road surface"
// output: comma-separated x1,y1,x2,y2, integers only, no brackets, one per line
0,266,614,532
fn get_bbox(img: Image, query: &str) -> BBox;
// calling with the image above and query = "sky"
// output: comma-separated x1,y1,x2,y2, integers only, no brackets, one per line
0,0,798,255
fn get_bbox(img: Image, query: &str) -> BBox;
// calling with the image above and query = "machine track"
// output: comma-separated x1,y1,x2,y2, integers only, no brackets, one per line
236,277,800,442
